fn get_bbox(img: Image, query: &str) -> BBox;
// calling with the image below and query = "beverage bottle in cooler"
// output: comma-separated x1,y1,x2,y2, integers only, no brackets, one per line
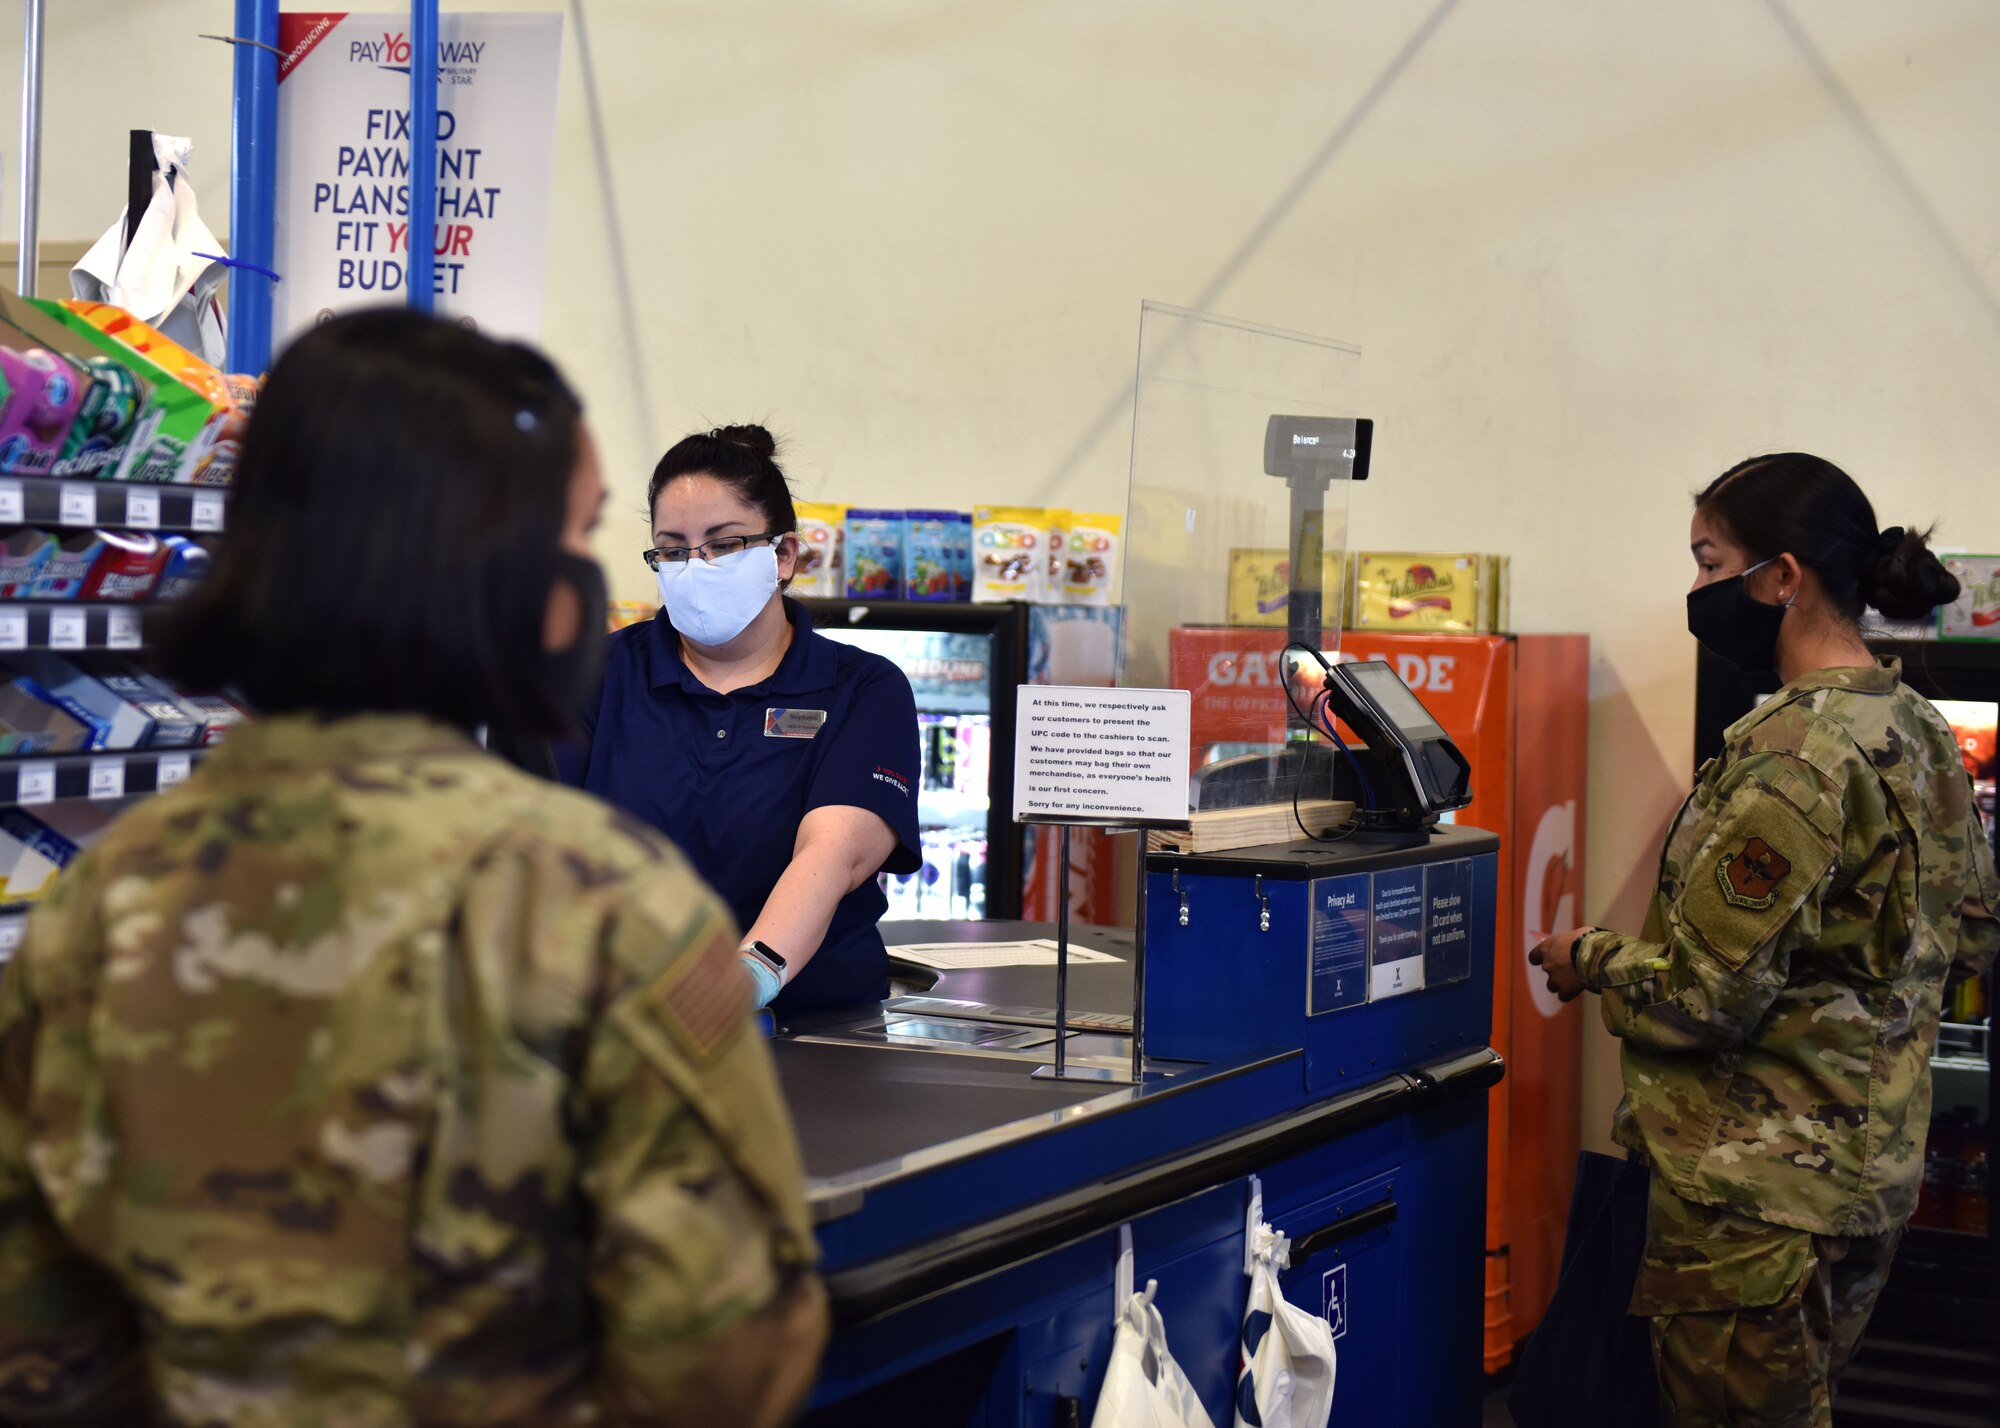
933,716,959,793
881,866,918,920
953,839,974,921
958,717,990,799
917,714,940,791
1916,1113,1966,1230
918,831,947,918
966,837,988,920
1956,1127,1990,1237
1915,1144,1957,1229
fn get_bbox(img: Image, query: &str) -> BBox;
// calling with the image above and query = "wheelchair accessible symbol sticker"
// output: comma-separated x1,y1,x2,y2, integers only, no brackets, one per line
1321,1263,1349,1340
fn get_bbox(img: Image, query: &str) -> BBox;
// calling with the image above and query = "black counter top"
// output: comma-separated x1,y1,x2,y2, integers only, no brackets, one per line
775,920,1141,1186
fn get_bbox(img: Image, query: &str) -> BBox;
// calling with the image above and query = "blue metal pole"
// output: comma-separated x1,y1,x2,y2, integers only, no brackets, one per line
406,0,438,311
225,0,280,372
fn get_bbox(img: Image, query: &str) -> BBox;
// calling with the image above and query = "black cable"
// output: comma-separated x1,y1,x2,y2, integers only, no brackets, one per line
1279,644,1361,843
1311,691,1377,809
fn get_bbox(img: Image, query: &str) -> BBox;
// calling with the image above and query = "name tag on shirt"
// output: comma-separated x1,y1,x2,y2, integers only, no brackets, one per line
765,708,828,739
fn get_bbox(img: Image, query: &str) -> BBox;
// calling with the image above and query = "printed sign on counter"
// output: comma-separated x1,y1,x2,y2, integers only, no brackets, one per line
1013,685,1190,827
1308,873,1369,1015
273,12,564,347
1423,859,1474,986
1369,867,1427,1000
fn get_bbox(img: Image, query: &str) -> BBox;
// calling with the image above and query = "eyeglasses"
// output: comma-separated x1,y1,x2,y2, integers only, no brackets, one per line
642,531,789,570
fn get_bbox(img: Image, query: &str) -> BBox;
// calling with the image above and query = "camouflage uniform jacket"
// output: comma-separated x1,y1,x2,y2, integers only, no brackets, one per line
1577,659,2000,1237
0,714,827,1427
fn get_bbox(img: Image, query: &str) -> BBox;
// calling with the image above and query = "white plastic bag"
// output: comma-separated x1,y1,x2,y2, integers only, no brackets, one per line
1091,1226,1219,1428
1233,1181,1337,1428
72,133,227,366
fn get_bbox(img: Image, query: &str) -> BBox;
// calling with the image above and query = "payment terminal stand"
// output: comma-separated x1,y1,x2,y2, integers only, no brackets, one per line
1190,413,1371,815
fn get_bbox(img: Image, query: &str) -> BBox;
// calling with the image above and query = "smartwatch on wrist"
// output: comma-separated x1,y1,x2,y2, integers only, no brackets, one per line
741,940,787,979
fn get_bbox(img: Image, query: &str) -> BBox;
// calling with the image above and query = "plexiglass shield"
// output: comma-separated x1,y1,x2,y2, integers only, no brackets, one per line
1118,302,1366,815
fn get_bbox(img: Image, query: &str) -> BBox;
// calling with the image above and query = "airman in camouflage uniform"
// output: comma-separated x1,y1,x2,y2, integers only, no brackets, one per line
1574,659,2000,1427
0,713,828,1427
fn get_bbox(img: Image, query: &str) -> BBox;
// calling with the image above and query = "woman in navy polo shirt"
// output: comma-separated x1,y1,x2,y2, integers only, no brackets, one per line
561,425,921,1014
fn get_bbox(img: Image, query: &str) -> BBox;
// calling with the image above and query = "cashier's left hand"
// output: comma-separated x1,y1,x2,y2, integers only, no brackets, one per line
1528,928,1591,1003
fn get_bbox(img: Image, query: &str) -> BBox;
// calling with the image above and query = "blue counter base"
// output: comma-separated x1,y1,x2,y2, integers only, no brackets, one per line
794,826,1502,1425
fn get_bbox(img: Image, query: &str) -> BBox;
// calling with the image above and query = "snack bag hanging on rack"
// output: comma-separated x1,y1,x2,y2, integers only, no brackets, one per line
71,133,228,368
1232,1181,1336,1428
1090,1226,1217,1428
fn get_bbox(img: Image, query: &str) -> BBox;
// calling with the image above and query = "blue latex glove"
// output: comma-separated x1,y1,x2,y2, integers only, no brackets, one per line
740,952,782,1009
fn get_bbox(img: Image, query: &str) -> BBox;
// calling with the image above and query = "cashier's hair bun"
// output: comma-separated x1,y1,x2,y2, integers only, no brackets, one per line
1861,526,1960,622
713,423,776,460
649,422,797,538
1696,452,1960,624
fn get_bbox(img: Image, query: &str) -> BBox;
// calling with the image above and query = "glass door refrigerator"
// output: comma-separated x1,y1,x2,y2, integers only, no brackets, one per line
1695,638,2000,1427
806,599,1030,921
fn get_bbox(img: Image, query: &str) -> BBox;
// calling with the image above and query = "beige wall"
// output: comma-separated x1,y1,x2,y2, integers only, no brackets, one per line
10,1,2000,1149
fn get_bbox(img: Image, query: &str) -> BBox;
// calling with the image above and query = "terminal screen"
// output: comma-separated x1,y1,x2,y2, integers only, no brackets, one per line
1345,661,1446,741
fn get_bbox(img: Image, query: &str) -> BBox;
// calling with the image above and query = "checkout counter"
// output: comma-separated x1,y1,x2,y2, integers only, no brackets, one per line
785,305,1501,1424
784,838,1499,1426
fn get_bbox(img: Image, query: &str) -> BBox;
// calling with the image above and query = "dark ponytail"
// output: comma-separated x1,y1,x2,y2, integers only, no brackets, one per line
1860,525,1961,620
1695,453,1961,623
648,423,796,534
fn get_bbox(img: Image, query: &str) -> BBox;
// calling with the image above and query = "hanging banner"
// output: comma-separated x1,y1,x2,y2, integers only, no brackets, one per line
272,12,562,348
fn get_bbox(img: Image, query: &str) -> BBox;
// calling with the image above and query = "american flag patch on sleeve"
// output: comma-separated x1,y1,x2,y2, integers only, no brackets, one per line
657,932,752,1062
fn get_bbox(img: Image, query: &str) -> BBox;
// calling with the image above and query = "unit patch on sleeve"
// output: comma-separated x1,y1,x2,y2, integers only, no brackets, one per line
764,708,828,739
1716,836,1792,911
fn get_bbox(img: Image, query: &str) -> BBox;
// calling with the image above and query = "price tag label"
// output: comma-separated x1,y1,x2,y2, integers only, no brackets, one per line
58,483,98,527
0,609,26,652
88,758,126,801
0,480,21,525
0,918,24,956
48,609,86,651
190,492,225,533
106,607,142,650
124,487,161,530
156,752,193,790
15,762,55,806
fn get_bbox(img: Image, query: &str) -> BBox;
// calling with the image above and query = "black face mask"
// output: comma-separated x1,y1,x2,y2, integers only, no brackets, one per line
1686,557,1791,673
542,552,608,714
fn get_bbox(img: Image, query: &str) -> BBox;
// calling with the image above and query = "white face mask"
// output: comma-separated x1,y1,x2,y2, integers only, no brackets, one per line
655,543,781,647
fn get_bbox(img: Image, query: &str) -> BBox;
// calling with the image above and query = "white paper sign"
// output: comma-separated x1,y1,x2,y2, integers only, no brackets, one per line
0,610,25,651
124,488,161,529
272,13,565,347
0,916,24,956
888,940,1124,970
47,610,86,651
1014,686,1191,827
0,480,21,524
